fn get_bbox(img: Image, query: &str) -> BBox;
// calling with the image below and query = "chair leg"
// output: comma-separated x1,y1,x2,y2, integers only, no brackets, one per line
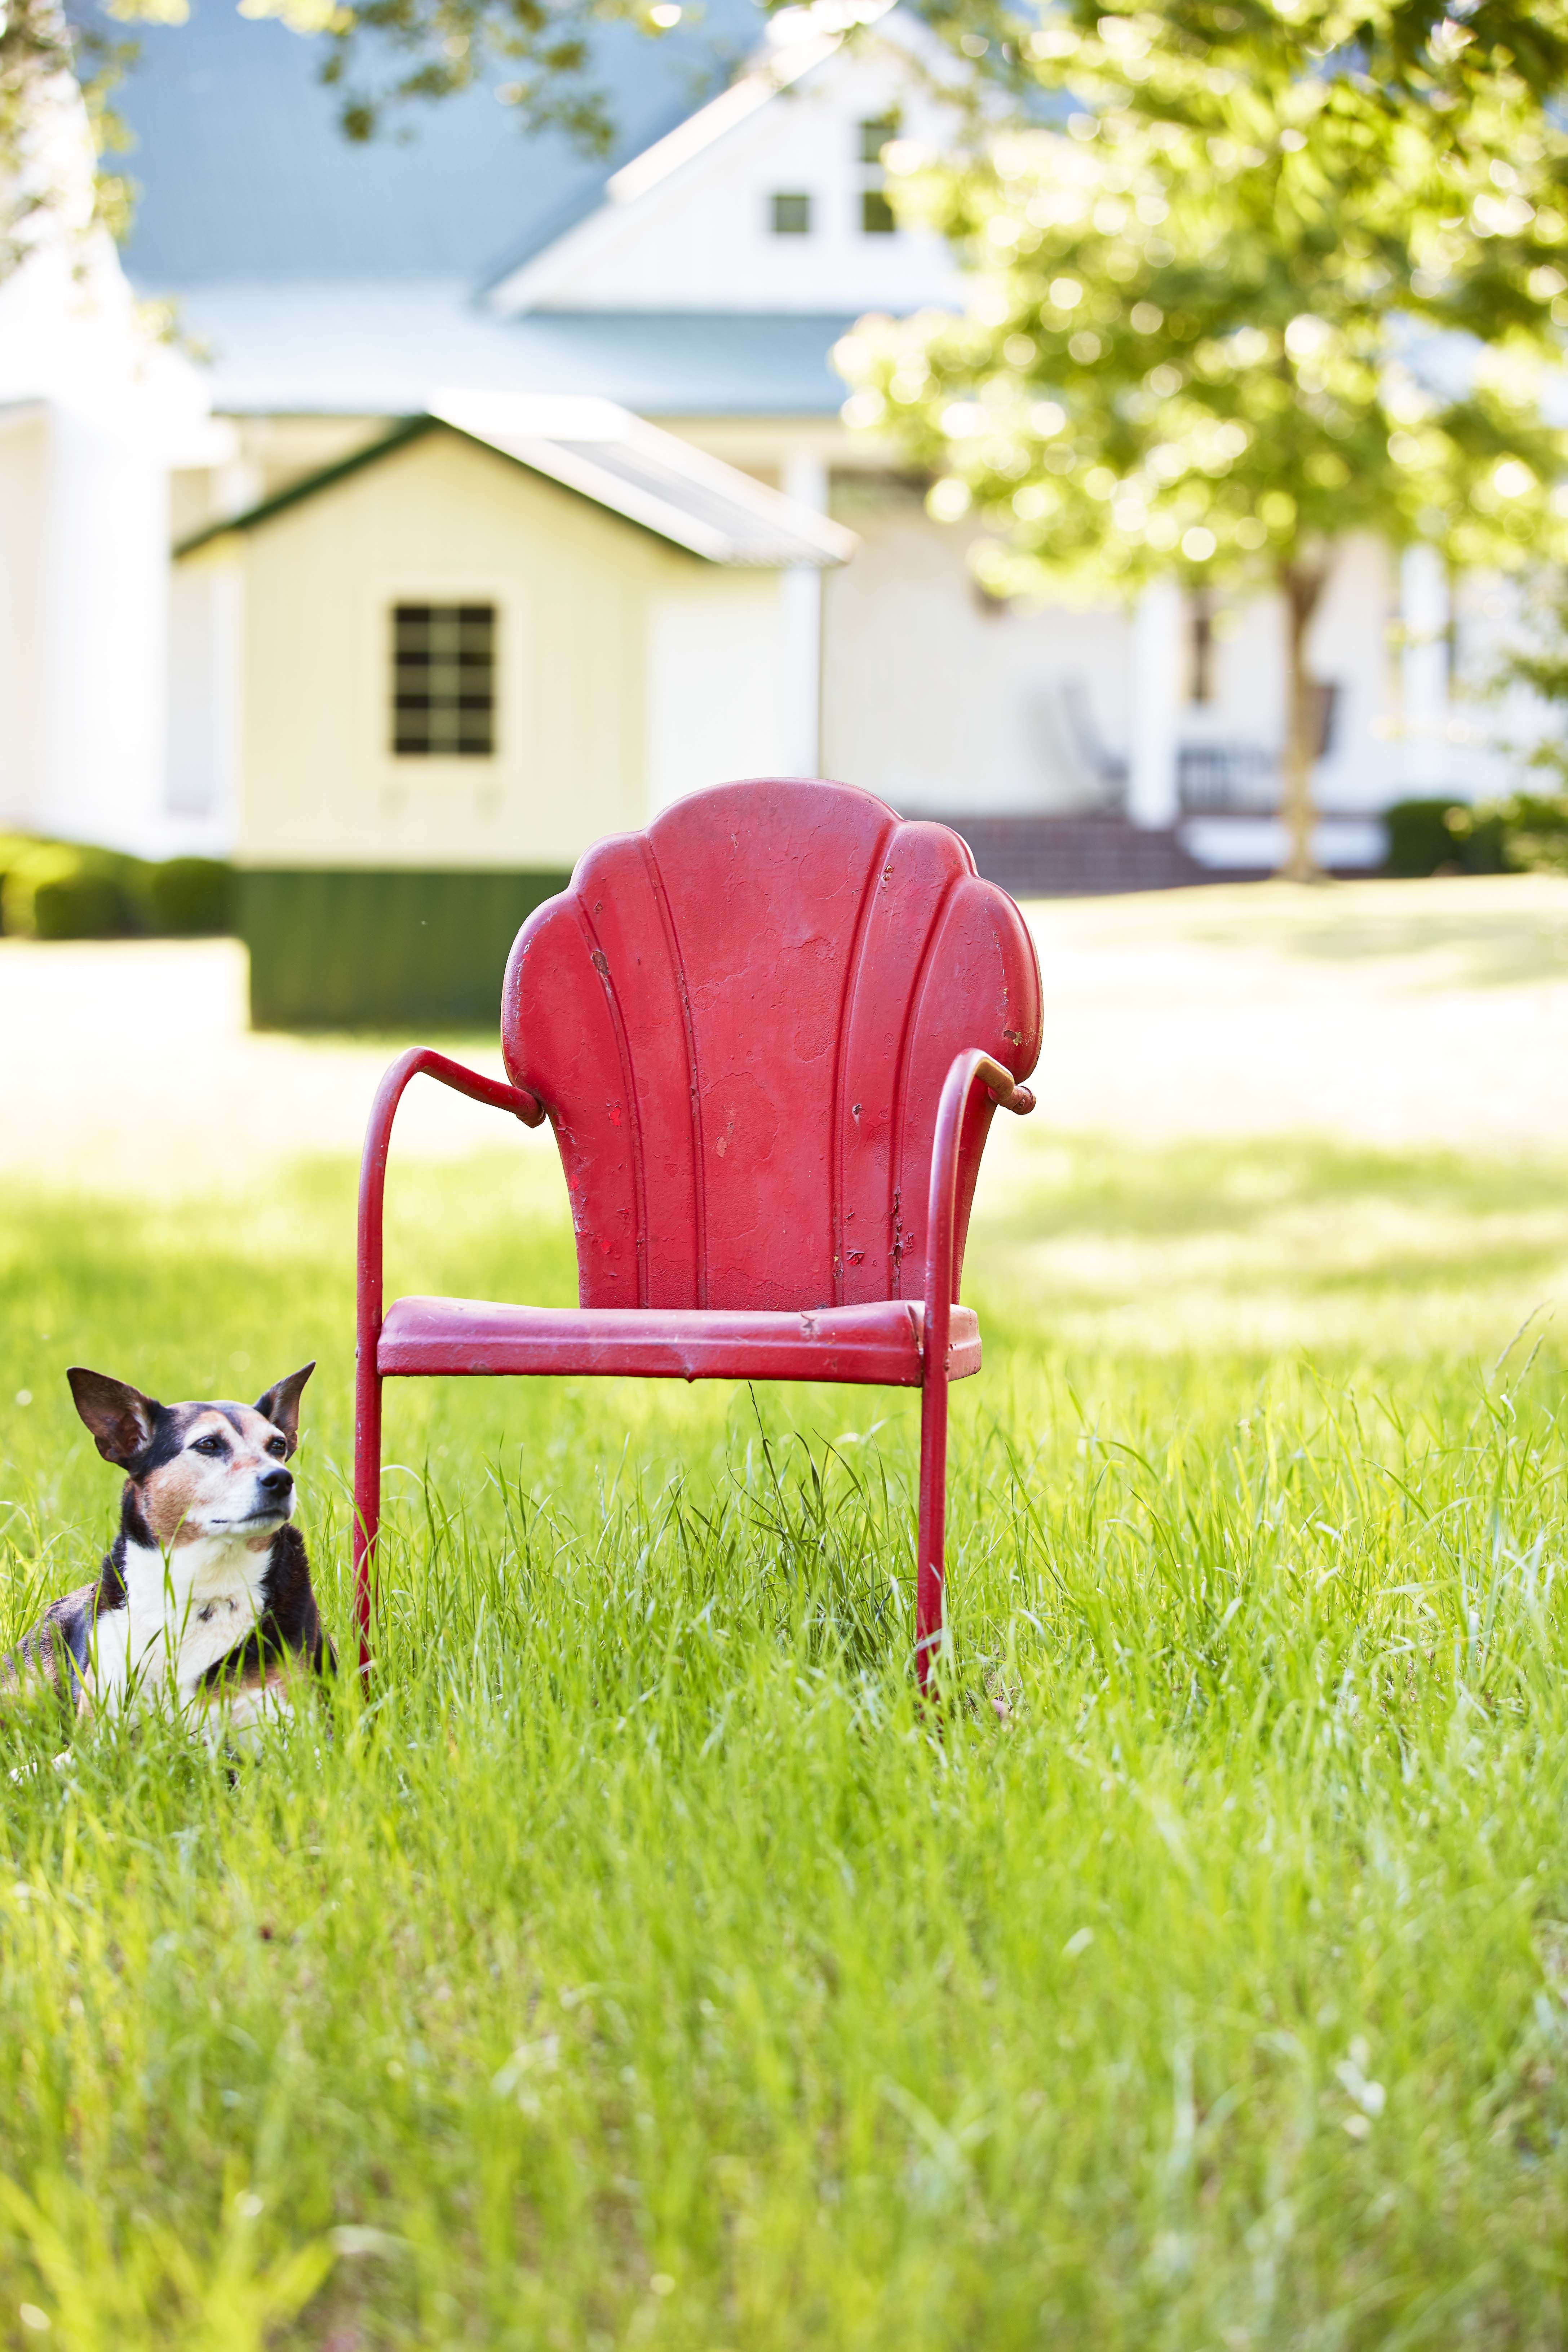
915,1369,949,1691
352,1345,381,1676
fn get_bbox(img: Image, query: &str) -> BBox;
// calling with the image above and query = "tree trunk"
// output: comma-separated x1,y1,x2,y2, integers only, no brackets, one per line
1281,563,1327,883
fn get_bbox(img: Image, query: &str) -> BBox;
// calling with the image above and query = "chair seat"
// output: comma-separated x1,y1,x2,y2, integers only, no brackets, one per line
377,1296,982,1387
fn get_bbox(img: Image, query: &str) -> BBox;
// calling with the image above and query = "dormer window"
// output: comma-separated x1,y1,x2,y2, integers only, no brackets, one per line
771,191,812,234
858,115,900,235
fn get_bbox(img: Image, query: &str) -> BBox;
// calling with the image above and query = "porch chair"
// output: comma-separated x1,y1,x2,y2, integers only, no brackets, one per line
353,778,1042,1683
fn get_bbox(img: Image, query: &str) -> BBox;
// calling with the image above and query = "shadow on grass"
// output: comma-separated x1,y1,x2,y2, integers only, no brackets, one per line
1190,897,1568,988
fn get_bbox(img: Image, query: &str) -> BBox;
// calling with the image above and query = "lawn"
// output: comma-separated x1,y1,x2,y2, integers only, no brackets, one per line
3,883,1568,2348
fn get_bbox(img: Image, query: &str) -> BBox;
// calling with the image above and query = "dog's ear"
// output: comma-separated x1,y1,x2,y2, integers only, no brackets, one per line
66,1369,160,1468
255,1362,314,1457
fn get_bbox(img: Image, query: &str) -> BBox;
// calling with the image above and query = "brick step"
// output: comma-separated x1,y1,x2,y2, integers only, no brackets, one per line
929,815,1211,900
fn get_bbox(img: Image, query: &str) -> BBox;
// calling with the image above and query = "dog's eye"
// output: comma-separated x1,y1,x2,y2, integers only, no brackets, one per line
191,1432,229,1457
266,1437,288,1459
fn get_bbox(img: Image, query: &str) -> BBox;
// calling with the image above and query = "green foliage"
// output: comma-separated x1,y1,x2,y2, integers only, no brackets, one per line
4,1127,1568,2342
139,856,235,938
1483,562,1568,795
0,838,236,941
839,21,1568,606
222,0,705,150
0,0,140,277
1452,788,1568,873
1382,796,1506,875
1,845,144,942
840,1,1568,874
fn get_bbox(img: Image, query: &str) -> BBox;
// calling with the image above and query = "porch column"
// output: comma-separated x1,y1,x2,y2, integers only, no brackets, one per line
1128,576,1182,827
1400,544,1450,791
780,452,827,778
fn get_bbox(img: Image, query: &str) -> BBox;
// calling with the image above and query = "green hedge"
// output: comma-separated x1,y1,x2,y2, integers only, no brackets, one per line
1382,793,1568,877
240,868,570,1028
0,844,567,1027
0,837,234,940
1381,799,1507,878
1456,790,1568,876
141,858,235,935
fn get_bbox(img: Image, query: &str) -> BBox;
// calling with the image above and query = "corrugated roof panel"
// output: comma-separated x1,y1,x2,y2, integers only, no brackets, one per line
429,392,856,564
177,397,856,567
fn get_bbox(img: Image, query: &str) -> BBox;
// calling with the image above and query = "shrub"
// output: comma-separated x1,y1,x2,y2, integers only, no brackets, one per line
1454,789,1568,875
0,835,37,935
32,870,133,940
0,838,236,939
1382,798,1507,877
139,856,234,936
0,845,143,940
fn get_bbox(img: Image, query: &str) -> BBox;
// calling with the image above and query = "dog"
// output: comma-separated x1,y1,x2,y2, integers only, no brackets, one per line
2,1363,333,1734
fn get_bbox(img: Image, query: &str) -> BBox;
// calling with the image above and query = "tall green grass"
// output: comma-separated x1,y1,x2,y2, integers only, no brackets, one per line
3,1136,1568,2349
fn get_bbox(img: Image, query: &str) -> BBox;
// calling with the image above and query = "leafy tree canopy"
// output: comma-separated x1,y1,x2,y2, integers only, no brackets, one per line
837,1,1568,867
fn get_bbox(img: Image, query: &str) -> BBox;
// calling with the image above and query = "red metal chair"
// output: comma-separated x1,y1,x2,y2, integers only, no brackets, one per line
354,779,1042,1683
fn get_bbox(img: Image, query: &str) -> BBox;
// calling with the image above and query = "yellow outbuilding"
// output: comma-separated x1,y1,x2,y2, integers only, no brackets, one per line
173,392,853,1023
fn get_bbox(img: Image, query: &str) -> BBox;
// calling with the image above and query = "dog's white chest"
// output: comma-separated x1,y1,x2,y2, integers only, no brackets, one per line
88,1536,271,1713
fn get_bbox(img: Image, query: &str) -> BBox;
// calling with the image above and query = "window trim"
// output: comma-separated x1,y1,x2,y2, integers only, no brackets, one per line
770,190,813,235
389,599,499,761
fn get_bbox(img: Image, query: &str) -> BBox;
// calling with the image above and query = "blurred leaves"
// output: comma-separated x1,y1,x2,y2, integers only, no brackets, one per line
839,11,1568,606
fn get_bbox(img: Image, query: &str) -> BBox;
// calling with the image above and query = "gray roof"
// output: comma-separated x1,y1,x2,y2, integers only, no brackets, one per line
94,0,875,422
160,279,859,417
102,0,760,289
176,398,857,564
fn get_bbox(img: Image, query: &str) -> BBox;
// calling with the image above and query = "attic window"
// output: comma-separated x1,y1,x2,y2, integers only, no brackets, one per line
391,603,495,757
771,191,812,234
858,115,900,233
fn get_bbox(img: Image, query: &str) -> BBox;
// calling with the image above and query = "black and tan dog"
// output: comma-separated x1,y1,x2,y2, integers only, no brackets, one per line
3,1364,333,1732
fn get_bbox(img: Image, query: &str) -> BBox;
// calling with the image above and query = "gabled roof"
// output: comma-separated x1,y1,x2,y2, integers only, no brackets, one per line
483,0,920,318
465,0,900,305
174,391,857,566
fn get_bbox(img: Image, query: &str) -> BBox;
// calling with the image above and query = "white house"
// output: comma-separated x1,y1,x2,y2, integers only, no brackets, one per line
0,0,1533,1015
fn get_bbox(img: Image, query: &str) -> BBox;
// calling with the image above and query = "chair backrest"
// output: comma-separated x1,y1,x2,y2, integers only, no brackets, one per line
502,779,1042,1313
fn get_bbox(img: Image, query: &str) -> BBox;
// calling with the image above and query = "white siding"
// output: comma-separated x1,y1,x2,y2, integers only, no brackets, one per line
493,36,965,317
821,474,1133,815
645,571,790,815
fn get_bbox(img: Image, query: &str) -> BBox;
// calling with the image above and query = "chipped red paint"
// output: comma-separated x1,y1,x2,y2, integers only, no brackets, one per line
353,780,1041,1686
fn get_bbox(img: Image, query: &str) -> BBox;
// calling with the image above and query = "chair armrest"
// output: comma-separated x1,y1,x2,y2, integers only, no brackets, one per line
357,1049,544,1341
923,1049,1036,1385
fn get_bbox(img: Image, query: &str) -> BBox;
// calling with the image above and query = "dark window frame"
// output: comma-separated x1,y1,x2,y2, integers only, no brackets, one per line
391,601,497,759
770,190,813,234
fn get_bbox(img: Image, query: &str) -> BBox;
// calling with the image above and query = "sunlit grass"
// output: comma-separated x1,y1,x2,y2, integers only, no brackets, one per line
3,1134,1568,2348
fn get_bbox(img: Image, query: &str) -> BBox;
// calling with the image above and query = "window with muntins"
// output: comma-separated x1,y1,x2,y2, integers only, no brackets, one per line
858,116,900,233
771,191,812,234
392,603,496,757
